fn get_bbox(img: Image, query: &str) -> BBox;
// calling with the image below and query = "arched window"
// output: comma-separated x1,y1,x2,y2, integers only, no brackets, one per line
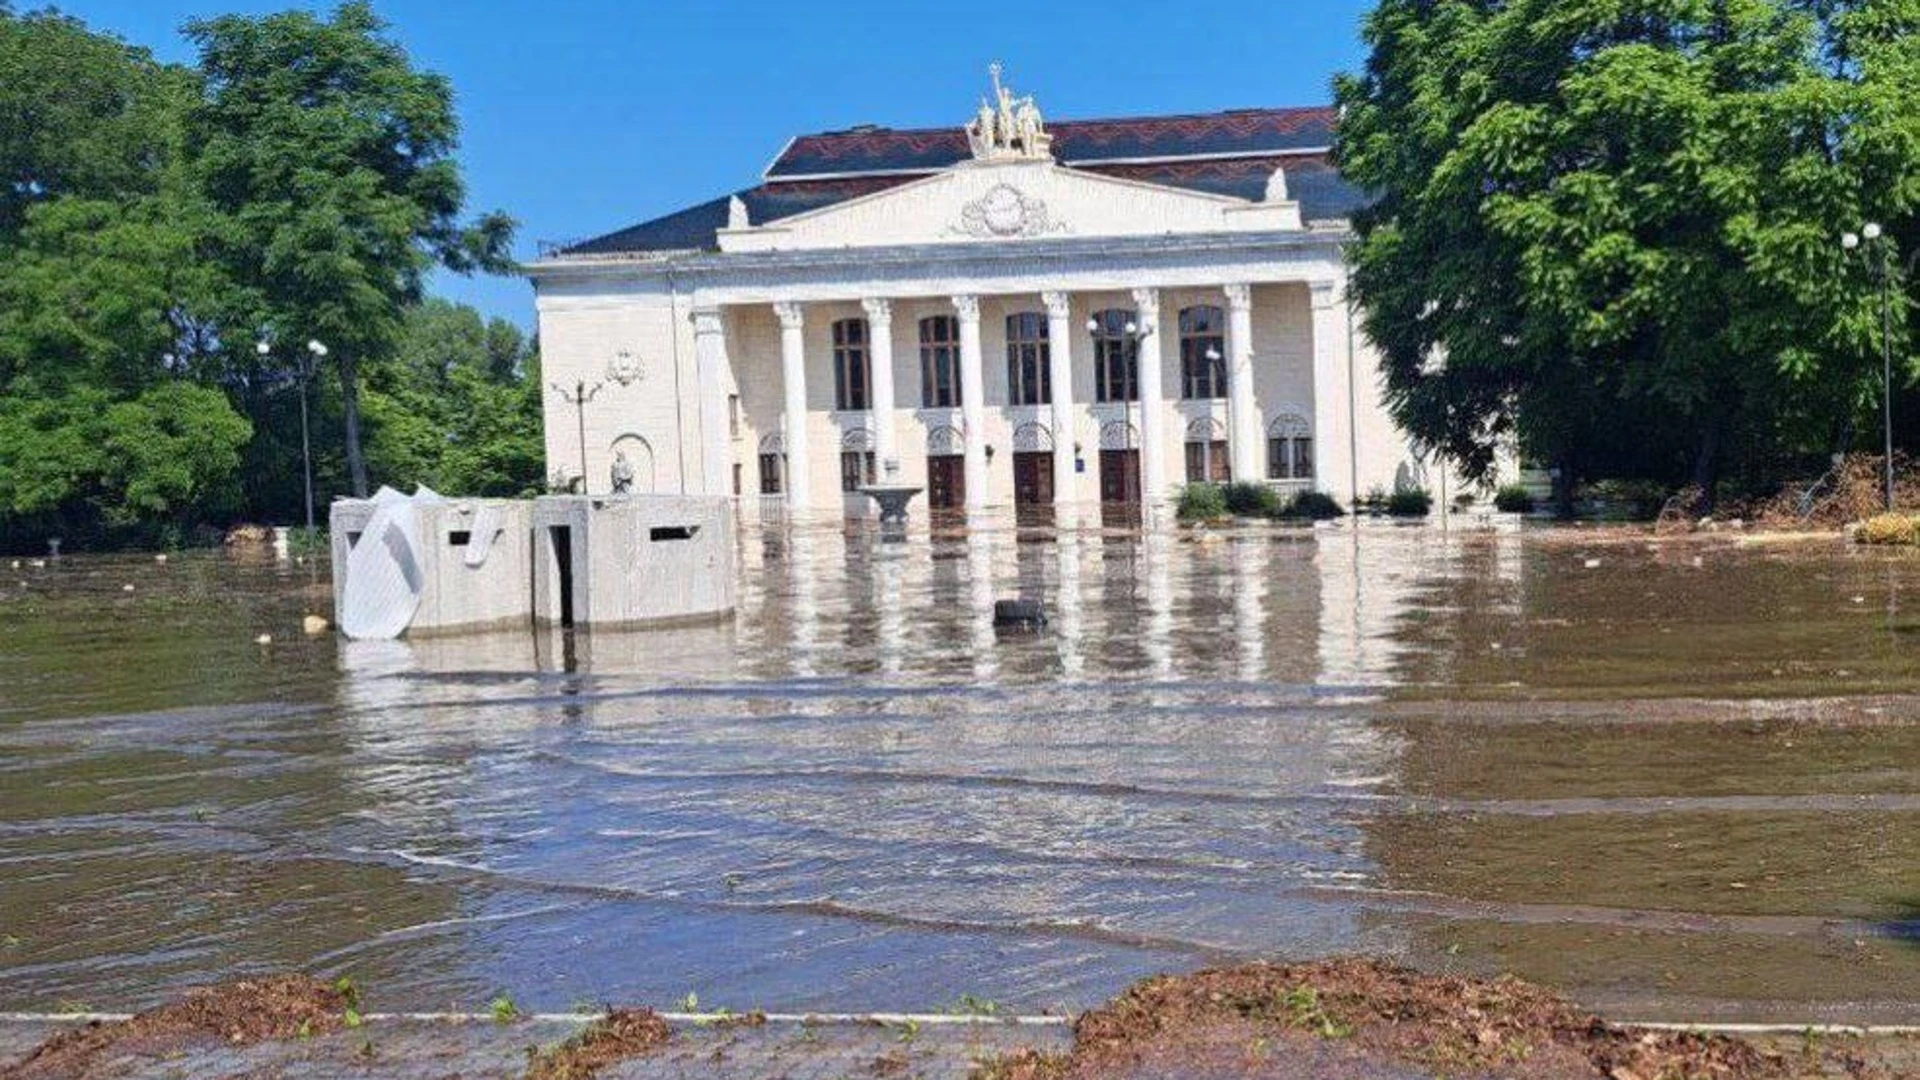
839,427,876,492
832,318,870,411
1267,413,1313,481
1005,312,1051,406
757,433,785,495
919,315,961,408
1184,418,1229,483
1179,305,1226,400
1090,309,1137,403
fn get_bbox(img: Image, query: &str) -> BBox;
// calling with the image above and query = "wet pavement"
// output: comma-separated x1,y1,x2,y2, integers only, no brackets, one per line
2,518,1917,1028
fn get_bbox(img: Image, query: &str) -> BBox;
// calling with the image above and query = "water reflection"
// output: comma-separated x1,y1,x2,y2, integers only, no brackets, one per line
2,523,1918,1020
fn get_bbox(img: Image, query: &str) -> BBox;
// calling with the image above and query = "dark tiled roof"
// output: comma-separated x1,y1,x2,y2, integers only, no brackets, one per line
558,107,1365,258
769,107,1336,177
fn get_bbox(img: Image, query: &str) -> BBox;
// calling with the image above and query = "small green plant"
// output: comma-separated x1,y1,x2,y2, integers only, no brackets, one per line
288,526,329,556
334,975,364,1029
1494,484,1536,513
1386,488,1433,517
946,993,1003,1017
1221,481,1283,517
1277,986,1352,1039
896,1018,921,1044
1177,482,1229,522
1281,491,1346,521
1362,485,1388,511
679,991,699,1012
490,994,520,1024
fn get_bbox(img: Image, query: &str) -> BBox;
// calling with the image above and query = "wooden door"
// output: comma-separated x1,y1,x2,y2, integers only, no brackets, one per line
1099,449,1140,506
927,454,966,510
1012,452,1054,508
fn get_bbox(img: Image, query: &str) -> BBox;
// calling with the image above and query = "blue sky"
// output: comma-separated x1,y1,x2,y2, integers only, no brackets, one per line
58,0,1377,328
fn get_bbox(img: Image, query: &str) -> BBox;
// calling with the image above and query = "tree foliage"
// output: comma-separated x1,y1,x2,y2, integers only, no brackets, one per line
0,3,529,552
1336,0,1920,504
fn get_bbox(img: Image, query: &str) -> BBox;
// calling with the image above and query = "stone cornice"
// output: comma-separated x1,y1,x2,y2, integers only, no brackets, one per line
525,227,1353,285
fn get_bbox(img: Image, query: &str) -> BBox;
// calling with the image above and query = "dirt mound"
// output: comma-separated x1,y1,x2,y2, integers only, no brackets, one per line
1757,454,1920,529
4,975,347,1080
979,958,1861,1080
524,1009,671,1080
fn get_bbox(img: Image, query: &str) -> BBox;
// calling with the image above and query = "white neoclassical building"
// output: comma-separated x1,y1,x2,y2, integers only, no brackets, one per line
528,70,1440,524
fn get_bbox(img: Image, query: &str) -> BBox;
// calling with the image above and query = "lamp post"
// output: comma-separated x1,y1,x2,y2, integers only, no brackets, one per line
550,379,605,493
1088,313,1153,496
1842,222,1913,510
260,338,321,535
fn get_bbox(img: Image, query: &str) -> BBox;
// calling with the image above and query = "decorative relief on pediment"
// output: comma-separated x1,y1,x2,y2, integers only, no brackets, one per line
949,183,1067,239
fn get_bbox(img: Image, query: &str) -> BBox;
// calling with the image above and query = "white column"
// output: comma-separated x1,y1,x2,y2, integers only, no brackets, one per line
774,300,812,509
1042,290,1076,510
1224,283,1259,483
953,294,987,510
862,298,897,473
691,307,731,498
1309,279,1354,505
1133,287,1167,512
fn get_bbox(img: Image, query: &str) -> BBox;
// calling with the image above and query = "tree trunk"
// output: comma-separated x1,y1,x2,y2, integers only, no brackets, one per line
1690,423,1721,514
1551,457,1576,519
339,352,368,498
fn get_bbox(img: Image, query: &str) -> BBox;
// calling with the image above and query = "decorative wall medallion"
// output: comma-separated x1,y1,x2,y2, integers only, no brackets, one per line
607,349,646,387
950,184,1066,239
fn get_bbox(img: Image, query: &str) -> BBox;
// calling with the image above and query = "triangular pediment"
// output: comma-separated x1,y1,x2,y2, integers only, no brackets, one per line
716,160,1300,253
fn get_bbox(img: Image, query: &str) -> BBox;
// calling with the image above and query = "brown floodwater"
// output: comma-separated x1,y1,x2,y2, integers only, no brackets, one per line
0,521,1915,1022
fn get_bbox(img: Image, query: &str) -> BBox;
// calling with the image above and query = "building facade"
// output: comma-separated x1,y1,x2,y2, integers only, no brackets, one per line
528,71,1442,524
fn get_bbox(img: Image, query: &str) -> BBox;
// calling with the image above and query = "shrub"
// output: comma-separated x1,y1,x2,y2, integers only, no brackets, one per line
1222,481,1283,517
1177,483,1228,522
1494,484,1536,514
1386,488,1433,517
1283,491,1346,520
1855,513,1920,546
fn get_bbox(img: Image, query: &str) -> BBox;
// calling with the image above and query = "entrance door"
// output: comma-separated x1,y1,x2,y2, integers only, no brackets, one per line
1099,449,1140,505
927,454,966,511
1012,451,1054,524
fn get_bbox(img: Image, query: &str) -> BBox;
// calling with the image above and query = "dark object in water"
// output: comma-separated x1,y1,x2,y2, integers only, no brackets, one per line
994,598,1048,631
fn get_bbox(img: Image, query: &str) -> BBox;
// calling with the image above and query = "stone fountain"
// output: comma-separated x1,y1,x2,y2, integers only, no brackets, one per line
858,458,924,541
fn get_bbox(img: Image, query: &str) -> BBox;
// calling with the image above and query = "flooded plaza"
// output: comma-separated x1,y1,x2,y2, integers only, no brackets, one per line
1,520,1917,1024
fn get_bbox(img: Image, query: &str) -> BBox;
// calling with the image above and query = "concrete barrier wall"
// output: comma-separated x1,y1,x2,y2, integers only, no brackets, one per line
330,499,534,636
530,495,736,629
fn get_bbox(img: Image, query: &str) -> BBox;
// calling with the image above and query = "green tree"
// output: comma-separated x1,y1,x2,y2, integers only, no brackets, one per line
186,1,514,498
1335,0,1919,508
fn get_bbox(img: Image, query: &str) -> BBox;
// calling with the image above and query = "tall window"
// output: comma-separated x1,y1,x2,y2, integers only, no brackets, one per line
1005,312,1051,406
1090,309,1138,403
920,315,962,408
840,431,876,493
832,318,870,411
759,453,784,494
1180,305,1227,400
1267,415,1314,481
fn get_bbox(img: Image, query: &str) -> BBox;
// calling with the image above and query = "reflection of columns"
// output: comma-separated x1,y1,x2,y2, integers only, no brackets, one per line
1042,291,1076,511
774,301,812,509
968,530,995,678
875,546,905,677
1144,530,1173,678
862,298,897,471
1308,280,1353,505
954,295,987,510
789,530,818,677
1233,536,1265,681
1224,284,1258,483
1133,288,1166,514
692,307,731,498
1057,533,1083,678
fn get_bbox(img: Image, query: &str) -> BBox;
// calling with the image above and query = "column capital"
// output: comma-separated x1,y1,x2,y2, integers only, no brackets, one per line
773,300,805,330
691,306,725,336
860,297,893,326
1041,290,1072,319
1130,287,1160,322
951,294,980,322
1223,283,1253,311
1308,279,1345,312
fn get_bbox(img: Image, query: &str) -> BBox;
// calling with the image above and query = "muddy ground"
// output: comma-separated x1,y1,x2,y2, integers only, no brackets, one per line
3,962,1913,1080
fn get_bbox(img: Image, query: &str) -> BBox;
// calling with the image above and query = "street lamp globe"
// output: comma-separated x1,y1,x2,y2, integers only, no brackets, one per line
256,340,271,357
1085,317,1098,333
1843,232,1861,250
307,340,328,358
1124,321,1138,335
1863,222,1884,241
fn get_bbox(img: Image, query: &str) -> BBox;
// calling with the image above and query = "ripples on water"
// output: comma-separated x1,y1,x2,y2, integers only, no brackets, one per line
1,522,1917,1022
